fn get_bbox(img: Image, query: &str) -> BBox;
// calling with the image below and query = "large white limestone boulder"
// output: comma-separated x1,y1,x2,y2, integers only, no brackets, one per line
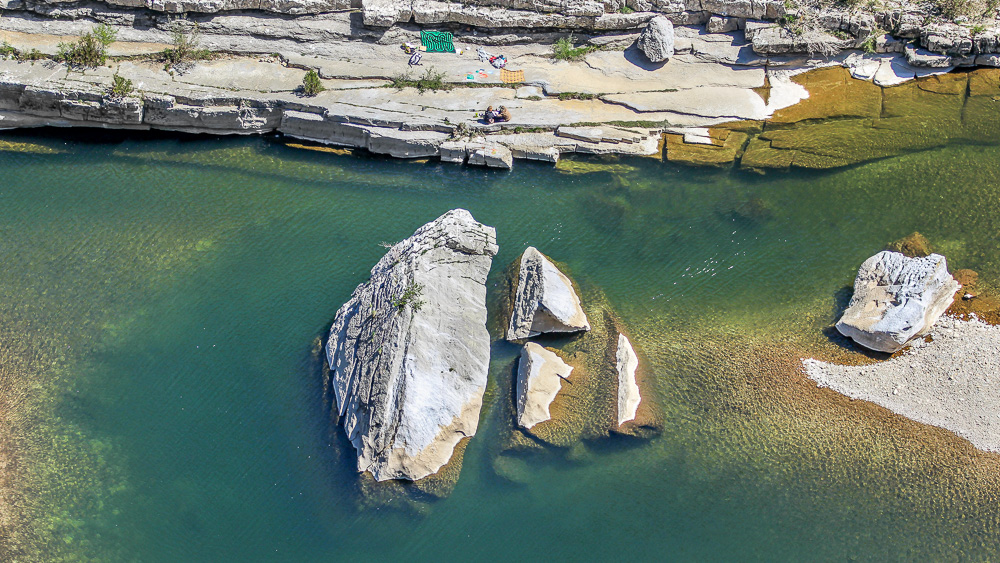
325,209,498,481
516,342,573,430
507,247,590,341
836,250,959,353
637,15,675,63
615,333,641,426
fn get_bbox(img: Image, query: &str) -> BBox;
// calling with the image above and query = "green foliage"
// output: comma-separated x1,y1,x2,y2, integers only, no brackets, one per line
92,23,118,47
56,24,117,68
162,26,212,69
392,282,425,311
552,33,600,61
861,34,877,53
0,41,16,59
301,69,325,96
23,48,46,61
971,23,987,34
938,0,1000,20
109,72,134,99
618,5,635,13
557,91,596,100
58,34,107,67
390,67,450,92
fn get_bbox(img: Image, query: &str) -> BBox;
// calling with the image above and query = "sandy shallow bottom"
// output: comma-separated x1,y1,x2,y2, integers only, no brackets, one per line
804,315,1000,453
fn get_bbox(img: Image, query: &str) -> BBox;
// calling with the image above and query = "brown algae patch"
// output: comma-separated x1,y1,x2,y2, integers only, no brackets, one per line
666,67,1000,171
804,316,1000,453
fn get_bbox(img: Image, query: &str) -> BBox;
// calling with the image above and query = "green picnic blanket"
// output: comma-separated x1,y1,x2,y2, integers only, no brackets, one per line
420,31,455,53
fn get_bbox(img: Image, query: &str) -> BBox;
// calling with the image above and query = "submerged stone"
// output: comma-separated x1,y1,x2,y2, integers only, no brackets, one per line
836,251,959,353
886,231,932,257
325,209,498,482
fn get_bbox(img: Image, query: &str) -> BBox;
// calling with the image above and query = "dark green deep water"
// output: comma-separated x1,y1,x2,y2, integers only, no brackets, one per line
2,132,1000,562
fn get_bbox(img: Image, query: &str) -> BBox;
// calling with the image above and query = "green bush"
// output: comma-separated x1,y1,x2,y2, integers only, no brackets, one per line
0,42,16,59
302,70,324,96
162,26,212,69
389,67,450,92
392,282,425,311
109,72,134,99
57,25,117,67
552,33,600,61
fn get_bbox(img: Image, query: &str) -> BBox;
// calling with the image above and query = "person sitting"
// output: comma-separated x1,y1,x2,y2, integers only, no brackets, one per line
496,105,511,122
483,105,497,124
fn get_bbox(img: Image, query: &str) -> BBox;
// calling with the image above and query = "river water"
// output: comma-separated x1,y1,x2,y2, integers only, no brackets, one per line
1,124,999,561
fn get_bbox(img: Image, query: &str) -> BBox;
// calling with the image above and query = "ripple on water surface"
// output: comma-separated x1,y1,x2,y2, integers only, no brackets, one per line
0,132,999,561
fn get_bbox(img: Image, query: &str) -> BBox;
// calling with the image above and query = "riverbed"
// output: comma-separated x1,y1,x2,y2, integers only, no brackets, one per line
1,126,999,561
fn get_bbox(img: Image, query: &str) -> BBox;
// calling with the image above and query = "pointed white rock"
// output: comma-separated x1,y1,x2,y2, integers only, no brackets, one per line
507,247,590,341
325,209,498,482
516,342,573,430
615,333,641,426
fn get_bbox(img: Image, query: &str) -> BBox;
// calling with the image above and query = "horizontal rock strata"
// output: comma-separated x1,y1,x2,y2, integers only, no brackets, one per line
325,208,498,481
836,251,959,354
507,246,590,341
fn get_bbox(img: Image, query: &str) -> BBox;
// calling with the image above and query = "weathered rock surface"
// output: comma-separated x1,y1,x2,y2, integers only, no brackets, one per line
836,250,960,353
615,333,640,426
516,342,573,429
638,15,675,62
507,246,590,341
325,209,498,481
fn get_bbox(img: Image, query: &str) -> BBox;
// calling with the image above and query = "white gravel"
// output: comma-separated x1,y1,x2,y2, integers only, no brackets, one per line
803,315,1000,452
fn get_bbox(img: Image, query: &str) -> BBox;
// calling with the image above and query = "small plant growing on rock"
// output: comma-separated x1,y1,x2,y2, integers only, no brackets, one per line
0,42,16,59
162,25,212,71
57,24,117,67
552,33,600,61
109,72,134,99
392,282,425,312
302,70,325,96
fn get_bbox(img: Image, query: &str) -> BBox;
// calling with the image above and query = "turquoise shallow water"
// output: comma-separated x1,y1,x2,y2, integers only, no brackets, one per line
2,132,1000,561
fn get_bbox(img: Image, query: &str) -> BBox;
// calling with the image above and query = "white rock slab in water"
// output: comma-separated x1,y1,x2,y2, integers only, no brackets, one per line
805,316,1000,452
507,247,590,341
836,251,959,353
325,209,498,481
516,342,573,430
615,333,641,426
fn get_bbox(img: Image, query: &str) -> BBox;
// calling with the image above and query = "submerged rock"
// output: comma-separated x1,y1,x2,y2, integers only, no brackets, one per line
886,231,932,257
516,342,573,430
637,16,674,63
836,250,959,353
507,247,590,341
325,209,498,481
615,334,641,426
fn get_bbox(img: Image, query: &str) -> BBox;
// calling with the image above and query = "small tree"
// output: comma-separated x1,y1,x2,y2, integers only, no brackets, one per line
109,72,134,99
162,25,211,70
57,24,117,68
302,70,325,96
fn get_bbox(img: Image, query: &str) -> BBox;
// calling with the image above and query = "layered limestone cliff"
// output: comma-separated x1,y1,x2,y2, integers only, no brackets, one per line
325,209,498,481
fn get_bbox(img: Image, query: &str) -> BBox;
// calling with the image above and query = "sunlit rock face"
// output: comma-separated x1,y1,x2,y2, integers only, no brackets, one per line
836,250,959,353
507,247,590,341
326,209,498,481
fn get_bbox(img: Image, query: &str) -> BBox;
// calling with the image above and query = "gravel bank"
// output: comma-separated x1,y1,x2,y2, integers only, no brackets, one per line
804,315,1000,453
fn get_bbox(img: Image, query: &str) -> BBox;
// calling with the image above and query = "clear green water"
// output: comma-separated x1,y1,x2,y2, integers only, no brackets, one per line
2,132,1000,562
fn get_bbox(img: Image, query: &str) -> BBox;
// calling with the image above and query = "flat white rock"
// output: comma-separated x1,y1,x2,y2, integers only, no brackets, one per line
615,333,641,426
516,342,573,430
325,209,498,481
836,251,959,353
507,246,590,341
